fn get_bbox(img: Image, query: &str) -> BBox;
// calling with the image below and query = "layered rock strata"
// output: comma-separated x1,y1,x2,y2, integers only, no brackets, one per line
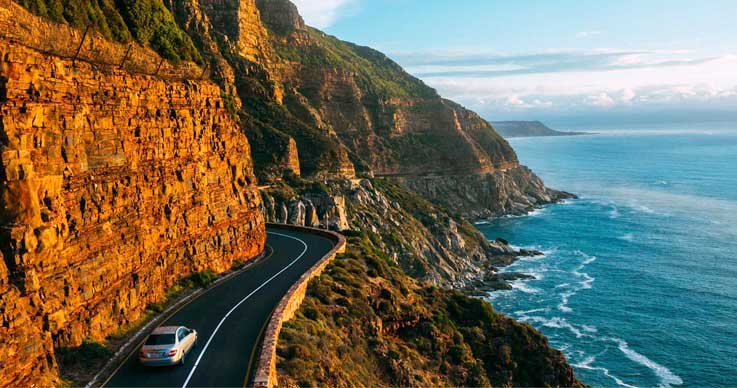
250,1,568,214
0,39,265,386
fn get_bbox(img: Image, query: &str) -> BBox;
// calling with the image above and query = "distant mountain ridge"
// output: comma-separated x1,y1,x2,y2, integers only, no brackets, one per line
493,121,590,138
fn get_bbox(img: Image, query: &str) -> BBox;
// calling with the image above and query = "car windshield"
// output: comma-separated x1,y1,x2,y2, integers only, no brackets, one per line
145,334,176,345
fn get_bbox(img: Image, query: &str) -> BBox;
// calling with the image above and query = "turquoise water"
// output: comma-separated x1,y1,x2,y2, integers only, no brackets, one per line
478,121,737,388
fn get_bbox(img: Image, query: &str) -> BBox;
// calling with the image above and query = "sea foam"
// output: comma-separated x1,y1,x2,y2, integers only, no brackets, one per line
609,338,684,388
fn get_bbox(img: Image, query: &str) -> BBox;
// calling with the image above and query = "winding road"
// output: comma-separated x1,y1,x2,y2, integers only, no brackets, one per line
104,227,336,388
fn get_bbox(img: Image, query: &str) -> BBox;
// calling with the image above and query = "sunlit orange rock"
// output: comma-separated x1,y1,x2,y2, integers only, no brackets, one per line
0,39,265,386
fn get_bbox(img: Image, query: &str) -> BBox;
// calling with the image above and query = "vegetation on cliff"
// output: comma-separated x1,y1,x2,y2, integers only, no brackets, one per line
16,0,201,62
277,236,583,388
261,19,519,178
275,27,437,100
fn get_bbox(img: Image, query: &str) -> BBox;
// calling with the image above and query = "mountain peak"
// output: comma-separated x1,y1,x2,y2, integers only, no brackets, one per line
256,0,305,35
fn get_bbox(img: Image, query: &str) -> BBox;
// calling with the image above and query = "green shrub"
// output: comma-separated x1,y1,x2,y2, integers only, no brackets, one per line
116,0,201,63
231,258,247,270
185,269,217,288
56,339,115,383
57,339,114,369
340,229,363,238
146,301,165,313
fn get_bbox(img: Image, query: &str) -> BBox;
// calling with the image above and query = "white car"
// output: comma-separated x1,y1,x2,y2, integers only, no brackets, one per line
139,326,198,366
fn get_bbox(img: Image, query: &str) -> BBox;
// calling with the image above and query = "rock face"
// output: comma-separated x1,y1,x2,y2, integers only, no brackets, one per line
197,0,272,64
282,137,301,176
262,190,348,231
261,179,523,287
398,166,574,219
254,0,304,36
0,38,265,386
168,0,565,215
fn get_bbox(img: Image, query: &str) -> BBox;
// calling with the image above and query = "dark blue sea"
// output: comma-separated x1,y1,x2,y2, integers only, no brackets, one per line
477,121,737,388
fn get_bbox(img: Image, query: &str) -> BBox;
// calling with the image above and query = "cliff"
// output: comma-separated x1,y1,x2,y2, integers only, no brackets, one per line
492,121,589,138
0,11,265,385
8,0,569,217
249,0,571,217
14,0,570,215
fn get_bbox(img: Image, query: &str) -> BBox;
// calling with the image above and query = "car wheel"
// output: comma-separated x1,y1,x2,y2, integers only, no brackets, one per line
180,351,186,365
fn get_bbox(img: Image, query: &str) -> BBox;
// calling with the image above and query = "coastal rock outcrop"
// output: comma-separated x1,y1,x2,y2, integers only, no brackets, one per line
0,36,265,386
262,190,349,231
398,166,574,219
261,179,524,287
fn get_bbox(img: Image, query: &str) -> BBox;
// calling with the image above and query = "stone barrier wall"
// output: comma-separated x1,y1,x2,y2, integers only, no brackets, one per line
252,223,346,388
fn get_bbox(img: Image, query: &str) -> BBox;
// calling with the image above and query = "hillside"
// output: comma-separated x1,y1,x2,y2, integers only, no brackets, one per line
14,0,571,216
493,121,590,138
277,236,583,388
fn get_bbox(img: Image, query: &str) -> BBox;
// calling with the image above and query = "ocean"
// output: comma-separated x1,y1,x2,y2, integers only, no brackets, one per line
477,121,737,388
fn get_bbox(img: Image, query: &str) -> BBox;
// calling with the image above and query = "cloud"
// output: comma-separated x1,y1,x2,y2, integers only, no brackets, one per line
621,88,637,103
291,0,358,28
586,92,616,107
390,48,737,117
395,49,718,78
576,31,602,38
502,96,554,110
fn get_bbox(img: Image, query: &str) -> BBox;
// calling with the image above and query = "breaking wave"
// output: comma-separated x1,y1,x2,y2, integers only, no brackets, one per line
610,338,683,388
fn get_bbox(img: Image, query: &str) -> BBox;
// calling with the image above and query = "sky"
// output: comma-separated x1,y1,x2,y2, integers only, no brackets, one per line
291,0,737,125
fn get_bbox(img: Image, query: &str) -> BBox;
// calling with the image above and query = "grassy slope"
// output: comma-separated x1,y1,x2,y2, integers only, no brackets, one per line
276,27,438,100
277,236,582,388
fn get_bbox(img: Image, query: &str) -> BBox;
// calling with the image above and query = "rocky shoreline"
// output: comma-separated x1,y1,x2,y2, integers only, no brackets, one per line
461,198,575,296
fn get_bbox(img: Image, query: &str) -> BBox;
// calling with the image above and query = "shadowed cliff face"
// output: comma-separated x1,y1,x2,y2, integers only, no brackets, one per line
0,35,265,386
159,0,567,215
249,0,569,216
256,9,520,177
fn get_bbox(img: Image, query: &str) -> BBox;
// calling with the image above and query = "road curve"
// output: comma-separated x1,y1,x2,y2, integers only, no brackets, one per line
105,227,335,388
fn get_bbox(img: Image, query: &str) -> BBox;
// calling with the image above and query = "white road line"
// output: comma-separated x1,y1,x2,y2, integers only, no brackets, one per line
181,231,308,388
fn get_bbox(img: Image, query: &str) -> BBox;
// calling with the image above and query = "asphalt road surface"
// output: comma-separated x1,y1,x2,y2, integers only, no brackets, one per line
105,227,335,388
